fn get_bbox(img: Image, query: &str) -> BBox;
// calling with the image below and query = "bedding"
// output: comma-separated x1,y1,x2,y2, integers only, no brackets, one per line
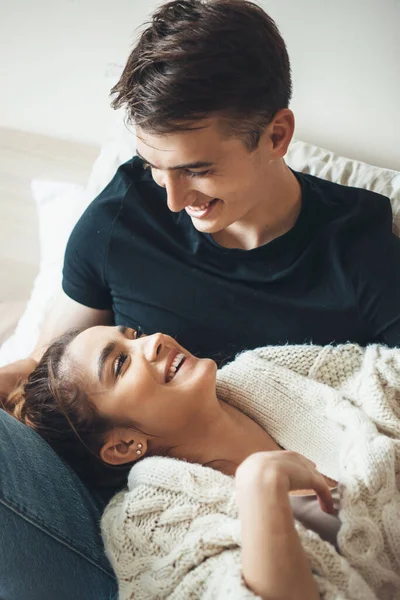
0,181,86,366
102,343,400,600
0,302,26,346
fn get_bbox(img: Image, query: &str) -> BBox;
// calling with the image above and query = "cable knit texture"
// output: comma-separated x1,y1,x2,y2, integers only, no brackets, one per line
101,344,400,600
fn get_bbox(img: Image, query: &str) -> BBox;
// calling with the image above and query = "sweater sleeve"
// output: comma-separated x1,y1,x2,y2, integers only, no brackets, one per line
243,344,366,391
243,344,321,376
101,457,260,600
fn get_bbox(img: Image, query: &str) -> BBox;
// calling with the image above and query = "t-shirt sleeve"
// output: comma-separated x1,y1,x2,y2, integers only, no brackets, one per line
62,171,127,310
349,195,400,347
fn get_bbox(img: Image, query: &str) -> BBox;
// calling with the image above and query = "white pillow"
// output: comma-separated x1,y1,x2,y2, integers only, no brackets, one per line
1,132,399,366
0,181,87,366
288,140,400,236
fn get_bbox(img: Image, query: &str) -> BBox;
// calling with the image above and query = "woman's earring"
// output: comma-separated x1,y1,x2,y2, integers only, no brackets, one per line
136,443,143,455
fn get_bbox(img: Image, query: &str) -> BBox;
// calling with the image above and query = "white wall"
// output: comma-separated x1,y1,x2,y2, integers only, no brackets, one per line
1,0,399,170
262,0,400,171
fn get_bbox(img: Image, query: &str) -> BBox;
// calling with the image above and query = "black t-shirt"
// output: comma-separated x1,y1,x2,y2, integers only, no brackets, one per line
63,156,400,364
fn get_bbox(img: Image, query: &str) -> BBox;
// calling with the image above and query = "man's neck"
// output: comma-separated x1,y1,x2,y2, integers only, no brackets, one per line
168,400,280,476
212,161,302,251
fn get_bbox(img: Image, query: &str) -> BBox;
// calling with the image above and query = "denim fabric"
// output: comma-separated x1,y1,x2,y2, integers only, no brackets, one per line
0,409,118,600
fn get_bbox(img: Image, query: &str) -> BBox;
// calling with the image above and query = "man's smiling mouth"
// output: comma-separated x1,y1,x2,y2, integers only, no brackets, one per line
185,198,219,218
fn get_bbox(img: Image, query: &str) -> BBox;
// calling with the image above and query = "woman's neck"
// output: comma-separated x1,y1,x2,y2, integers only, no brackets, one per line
168,399,281,476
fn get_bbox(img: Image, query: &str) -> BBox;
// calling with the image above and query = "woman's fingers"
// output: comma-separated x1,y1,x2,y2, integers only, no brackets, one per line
295,455,334,514
283,453,335,514
312,472,335,514
237,451,336,515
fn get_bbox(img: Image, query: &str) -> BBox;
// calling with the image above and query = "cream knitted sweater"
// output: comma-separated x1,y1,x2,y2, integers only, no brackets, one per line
101,344,400,600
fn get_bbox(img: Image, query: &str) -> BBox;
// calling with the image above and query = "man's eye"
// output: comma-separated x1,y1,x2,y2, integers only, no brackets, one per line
114,352,128,378
142,161,210,179
186,170,210,179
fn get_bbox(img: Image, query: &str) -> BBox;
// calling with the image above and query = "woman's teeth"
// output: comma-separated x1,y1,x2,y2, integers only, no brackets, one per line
166,353,186,382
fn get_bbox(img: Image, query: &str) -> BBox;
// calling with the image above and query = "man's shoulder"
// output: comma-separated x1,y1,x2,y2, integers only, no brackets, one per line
90,156,161,208
298,171,393,227
77,156,170,229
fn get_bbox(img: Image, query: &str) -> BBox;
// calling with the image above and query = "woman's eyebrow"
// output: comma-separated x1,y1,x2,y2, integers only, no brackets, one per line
98,342,116,382
97,327,129,381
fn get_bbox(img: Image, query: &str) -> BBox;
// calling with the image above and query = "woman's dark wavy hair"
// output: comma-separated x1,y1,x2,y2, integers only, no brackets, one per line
1,330,136,490
111,0,292,151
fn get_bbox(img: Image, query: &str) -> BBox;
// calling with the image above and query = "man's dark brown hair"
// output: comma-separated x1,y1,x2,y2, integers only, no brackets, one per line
111,0,292,151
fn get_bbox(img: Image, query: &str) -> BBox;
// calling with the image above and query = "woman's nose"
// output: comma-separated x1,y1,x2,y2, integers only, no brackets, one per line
145,332,165,362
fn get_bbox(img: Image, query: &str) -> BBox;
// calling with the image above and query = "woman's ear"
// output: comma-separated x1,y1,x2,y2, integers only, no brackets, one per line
100,428,147,466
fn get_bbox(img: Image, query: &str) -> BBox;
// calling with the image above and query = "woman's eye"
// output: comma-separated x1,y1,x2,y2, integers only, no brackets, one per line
135,325,144,338
114,352,128,378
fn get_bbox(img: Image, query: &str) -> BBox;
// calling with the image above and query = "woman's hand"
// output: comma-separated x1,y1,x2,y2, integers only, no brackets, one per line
236,450,334,514
235,451,325,600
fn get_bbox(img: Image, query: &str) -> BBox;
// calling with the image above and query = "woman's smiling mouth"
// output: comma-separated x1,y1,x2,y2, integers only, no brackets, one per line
165,351,187,383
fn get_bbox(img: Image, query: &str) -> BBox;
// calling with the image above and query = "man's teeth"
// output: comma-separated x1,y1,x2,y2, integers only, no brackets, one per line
167,353,186,382
189,200,213,211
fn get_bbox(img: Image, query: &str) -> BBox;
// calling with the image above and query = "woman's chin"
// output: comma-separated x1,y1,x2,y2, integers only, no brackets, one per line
187,356,217,388
200,357,218,375
200,357,218,386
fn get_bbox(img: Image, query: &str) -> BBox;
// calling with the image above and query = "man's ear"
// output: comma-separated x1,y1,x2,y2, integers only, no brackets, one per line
265,108,295,159
100,428,148,466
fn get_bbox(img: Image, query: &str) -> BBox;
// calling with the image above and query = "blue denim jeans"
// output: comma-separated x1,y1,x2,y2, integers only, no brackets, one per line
0,409,118,600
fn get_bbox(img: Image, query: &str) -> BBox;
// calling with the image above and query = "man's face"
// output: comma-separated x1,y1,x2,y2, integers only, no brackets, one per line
136,117,274,235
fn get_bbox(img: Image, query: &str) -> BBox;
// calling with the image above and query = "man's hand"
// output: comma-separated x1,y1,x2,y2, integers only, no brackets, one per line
0,357,38,401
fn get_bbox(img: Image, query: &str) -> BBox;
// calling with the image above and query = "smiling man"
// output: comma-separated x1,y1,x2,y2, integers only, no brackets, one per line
1,1,400,599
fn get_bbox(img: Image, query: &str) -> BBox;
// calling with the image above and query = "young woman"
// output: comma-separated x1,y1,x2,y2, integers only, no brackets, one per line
3,325,340,600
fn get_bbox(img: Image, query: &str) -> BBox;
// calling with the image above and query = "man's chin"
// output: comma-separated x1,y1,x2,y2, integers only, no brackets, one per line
189,215,227,235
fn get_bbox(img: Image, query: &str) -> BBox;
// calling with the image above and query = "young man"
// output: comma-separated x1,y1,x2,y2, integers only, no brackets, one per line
0,1,399,598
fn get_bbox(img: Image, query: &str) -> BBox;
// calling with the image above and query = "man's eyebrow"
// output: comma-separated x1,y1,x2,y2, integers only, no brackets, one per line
136,149,214,171
98,342,116,382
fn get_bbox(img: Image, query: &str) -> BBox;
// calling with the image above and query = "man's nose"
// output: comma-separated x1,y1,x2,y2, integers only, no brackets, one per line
157,172,192,213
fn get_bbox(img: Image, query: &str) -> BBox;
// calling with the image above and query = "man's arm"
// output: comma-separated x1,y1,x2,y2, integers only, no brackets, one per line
354,232,400,347
346,195,400,347
0,289,112,400
31,289,113,360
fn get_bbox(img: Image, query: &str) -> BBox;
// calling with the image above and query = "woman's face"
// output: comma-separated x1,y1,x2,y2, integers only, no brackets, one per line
65,325,218,445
